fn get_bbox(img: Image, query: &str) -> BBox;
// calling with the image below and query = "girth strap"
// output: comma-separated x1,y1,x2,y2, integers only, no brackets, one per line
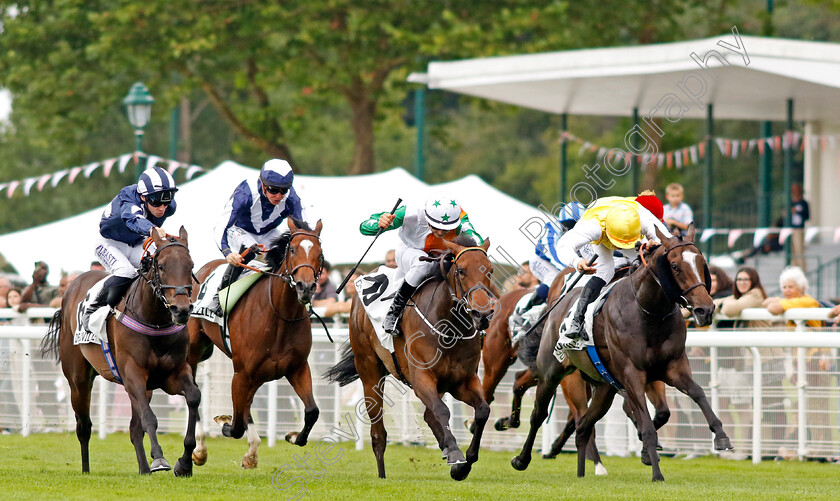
390,351,413,389
586,345,624,391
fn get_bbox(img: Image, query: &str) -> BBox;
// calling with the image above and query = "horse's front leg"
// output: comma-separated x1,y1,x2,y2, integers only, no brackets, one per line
284,362,320,447
123,362,169,474
664,355,733,452
413,373,464,466
163,365,201,477
450,374,490,481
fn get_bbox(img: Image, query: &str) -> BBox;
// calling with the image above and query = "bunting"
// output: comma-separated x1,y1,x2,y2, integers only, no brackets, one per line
0,153,207,199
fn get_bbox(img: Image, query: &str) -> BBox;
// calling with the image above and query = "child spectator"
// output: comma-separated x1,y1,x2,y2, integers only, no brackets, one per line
663,183,694,236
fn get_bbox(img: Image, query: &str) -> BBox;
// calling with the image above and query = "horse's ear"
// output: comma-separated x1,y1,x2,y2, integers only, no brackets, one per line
655,226,672,246
178,225,188,247
686,222,696,243
151,228,164,247
314,219,323,236
442,239,464,253
481,238,490,252
288,218,298,232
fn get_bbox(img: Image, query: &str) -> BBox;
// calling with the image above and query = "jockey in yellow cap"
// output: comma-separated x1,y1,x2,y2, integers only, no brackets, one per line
555,196,671,344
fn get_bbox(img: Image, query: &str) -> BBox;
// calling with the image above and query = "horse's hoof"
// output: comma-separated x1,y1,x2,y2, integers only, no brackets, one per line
192,448,208,466
450,462,472,481
150,457,171,473
656,439,663,451
641,446,651,466
285,431,303,446
595,463,608,476
511,455,530,471
714,436,733,451
464,419,475,435
446,449,467,466
441,446,450,460
494,418,510,431
542,453,557,460
214,415,233,437
174,458,193,477
652,472,665,482
242,455,258,469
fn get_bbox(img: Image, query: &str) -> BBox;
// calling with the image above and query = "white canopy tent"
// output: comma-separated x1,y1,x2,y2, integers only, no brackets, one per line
0,161,549,283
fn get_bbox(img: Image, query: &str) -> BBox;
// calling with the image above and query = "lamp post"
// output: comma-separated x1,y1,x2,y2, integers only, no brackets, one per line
123,82,154,179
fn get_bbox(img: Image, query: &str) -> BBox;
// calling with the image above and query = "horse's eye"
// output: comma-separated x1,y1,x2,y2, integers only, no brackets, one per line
671,263,679,271
458,269,466,276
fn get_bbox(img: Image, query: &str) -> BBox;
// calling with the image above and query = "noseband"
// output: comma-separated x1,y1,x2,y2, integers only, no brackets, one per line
279,231,324,288
141,239,194,308
446,247,496,319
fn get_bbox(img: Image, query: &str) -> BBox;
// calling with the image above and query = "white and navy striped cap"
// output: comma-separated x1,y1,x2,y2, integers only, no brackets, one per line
260,159,294,188
137,166,178,196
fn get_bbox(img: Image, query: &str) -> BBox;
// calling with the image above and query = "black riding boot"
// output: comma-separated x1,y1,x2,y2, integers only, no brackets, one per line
565,276,606,342
81,275,133,334
383,282,417,336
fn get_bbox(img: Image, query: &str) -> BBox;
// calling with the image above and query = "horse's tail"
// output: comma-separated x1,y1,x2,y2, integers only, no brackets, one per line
516,323,543,372
40,310,63,361
324,343,359,387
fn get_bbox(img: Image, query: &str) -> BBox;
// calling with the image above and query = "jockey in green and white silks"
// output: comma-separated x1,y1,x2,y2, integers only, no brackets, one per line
359,194,483,336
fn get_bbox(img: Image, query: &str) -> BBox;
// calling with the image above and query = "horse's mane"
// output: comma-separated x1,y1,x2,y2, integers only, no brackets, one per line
263,218,313,271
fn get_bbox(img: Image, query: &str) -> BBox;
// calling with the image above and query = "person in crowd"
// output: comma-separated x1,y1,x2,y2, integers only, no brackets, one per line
0,275,12,308
708,266,733,300
208,158,307,316
715,267,769,325
384,249,397,269
790,183,810,270
89,261,105,272
79,166,178,334
515,262,537,289
360,193,482,336
5,289,21,310
663,183,694,237
313,261,338,307
20,261,59,307
48,272,81,308
324,271,363,317
763,266,821,324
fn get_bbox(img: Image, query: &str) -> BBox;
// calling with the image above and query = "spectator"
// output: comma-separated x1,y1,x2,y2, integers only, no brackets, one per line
324,271,363,317
0,275,12,308
708,266,733,300
5,289,21,310
763,266,821,326
90,261,105,272
20,261,59,307
715,267,769,325
790,183,810,270
49,272,81,308
663,183,694,237
312,261,338,307
515,262,537,289
384,249,397,269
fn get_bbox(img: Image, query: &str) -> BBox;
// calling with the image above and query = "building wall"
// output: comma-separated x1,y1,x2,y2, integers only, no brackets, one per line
804,121,840,229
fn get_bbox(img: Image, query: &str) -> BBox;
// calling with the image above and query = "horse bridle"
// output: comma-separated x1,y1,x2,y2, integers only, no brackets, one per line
639,241,708,309
278,231,324,288
445,247,496,320
142,239,194,308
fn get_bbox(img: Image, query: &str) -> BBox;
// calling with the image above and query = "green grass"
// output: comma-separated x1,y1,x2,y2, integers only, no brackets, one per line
1,432,839,500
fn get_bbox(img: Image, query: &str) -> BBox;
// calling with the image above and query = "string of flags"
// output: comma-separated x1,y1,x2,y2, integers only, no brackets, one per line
559,131,840,170
0,152,206,199
700,226,840,248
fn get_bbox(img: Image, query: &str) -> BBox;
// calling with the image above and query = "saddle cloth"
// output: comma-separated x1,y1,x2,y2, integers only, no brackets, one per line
73,277,112,345
354,265,406,353
191,264,263,324
508,292,546,347
557,277,624,350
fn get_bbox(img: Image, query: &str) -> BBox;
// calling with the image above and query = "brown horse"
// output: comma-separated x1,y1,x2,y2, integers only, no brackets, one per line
41,228,199,475
511,224,732,481
326,236,495,481
188,218,323,468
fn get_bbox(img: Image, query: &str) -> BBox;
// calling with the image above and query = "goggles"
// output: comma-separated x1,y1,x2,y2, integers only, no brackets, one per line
146,190,174,207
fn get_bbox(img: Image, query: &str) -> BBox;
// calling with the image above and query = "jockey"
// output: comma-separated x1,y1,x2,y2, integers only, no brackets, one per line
81,166,178,333
360,194,482,336
556,195,670,344
208,158,307,315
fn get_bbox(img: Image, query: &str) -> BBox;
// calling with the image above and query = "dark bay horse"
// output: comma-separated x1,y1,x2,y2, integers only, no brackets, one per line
326,237,495,481
511,224,732,481
41,228,199,475
188,218,323,468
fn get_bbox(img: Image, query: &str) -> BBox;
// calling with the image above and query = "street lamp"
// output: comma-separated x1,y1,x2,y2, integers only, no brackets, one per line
123,82,154,179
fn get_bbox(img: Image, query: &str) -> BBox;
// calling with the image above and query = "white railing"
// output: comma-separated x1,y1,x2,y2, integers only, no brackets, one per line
1,307,839,465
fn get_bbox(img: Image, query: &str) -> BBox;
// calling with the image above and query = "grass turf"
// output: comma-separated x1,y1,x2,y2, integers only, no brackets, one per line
1,432,839,500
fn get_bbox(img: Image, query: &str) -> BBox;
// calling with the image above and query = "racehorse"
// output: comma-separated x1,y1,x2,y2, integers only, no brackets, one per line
41,228,199,475
187,218,323,469
326,236,495,481
511,224,732,481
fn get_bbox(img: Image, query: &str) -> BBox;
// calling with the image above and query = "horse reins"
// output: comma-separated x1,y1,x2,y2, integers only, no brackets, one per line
449,247,496,321
124,236,194,328
636,241,708,312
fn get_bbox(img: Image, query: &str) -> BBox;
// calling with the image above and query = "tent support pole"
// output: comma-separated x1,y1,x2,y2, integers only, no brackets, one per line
759,121,773,227
560,113,568,203
784,99,794,266
704,104,714,254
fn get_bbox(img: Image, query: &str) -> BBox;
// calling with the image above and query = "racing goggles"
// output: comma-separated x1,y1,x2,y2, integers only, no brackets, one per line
146,190,175,207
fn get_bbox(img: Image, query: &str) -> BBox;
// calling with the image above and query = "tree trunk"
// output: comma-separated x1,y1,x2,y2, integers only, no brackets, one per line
347,93,376,175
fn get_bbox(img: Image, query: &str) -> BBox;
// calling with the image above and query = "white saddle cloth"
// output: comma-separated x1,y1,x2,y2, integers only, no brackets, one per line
73,277,111,345
354,266,406,353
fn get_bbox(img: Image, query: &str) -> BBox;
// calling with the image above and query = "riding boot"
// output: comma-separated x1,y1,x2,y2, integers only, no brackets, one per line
383,282,417,337
510,283,549,336
563,276,606,342
208,264,246,317
81,275,132,334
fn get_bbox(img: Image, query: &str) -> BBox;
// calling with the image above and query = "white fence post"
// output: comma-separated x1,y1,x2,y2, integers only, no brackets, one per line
21,338,30,437
98,378,108,439
796,344,807,460
267,380,278,447
749,347,762,464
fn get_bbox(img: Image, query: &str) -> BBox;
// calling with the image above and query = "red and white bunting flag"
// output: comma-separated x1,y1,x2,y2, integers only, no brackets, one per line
748,139,756,154
812,136,819,150
700,229,716,243
682,148,690,165
22,177,38,196
0,183,6,195
597,147,607,159
102,158,117,178
185,166,204,180
725,139,732,157
118,154,132,174
657,153,665,168
145,155,162,170
675,150,682,168
642,153,651,165
753,228,769,247
67,166,84,184
83,162,100,178
51,169,69,187
834,227,840,244
167,160,181,175
698,142,706,158
578,143,589,156
715,137,726,155
666,152,673,168
742,139,749,154
778,228,793,245
758,140,765,155
727,229,743,248
829,136,837,150
690,145,699,164
821,136,827,151
766,137,775,151
36,174,51,191
6,180,20,198
805,227,820,244
589,144,598,153
774,136,782,151
731,140,740,158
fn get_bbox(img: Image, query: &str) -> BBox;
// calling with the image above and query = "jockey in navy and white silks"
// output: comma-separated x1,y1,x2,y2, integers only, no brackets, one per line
207,158,307,315
528,202,587,305
81,166,178,333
